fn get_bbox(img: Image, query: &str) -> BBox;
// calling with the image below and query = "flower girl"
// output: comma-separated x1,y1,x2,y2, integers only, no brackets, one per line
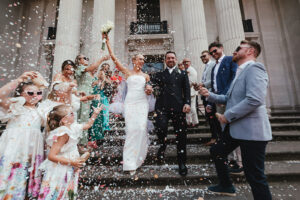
0,71,45,199
38,104,102,200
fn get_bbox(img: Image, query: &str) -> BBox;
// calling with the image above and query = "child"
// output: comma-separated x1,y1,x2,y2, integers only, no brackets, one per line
0,71,44,199
38,104,103,200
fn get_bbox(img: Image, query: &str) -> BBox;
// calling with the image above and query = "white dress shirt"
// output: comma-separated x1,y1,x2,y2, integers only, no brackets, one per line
235,60,255,79
202,60,213,83
213,54,225,92
167,66,176,74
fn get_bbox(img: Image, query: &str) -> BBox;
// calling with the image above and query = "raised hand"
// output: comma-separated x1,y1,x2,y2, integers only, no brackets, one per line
71,158,85,168
102,55,110,61
17,71,38,83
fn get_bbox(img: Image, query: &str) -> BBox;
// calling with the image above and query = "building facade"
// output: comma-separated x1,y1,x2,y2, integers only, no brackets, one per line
0,0,299,111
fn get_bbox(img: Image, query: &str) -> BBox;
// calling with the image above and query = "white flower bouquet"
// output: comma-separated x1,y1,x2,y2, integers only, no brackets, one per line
101,20,114,50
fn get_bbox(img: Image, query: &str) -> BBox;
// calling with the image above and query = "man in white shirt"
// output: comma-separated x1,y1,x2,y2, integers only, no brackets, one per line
183,58,198,126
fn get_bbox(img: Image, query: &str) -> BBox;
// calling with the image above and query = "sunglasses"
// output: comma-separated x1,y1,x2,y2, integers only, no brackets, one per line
81,57,89,61
27,91,43,96
200,55,206,59
235,46,251,52
209,49,218,55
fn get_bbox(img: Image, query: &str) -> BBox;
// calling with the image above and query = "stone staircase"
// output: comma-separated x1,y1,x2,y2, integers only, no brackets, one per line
78,110,300,199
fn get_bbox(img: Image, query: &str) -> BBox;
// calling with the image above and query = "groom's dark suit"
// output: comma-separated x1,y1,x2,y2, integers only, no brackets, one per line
151,67,191,166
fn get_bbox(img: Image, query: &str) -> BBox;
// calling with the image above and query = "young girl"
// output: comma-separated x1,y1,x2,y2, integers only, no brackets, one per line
38,104,102,200
0,71,44,199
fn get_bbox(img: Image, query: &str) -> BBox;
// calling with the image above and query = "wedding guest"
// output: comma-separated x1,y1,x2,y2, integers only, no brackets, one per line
199,50,218,146
178,62,185,71
38,104,103,199
89,69,112,143
207,42,242,173
111,70,123,83
0,71,44,199
200,40,272,199
183,58,198,127
53,60,77,85
74,54,110,125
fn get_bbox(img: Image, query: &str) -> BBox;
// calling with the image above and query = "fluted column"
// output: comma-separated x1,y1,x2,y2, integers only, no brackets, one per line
215,0,245,55
53,0,82,76
181,0,208,81
90,0,115,63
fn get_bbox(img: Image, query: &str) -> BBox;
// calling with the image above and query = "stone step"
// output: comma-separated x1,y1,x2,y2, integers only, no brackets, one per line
79,160,300,187
87,140,300,166
271,110,300,117
78,181,300,200
105,123,300,136
102,131,300,147
109,116,300,127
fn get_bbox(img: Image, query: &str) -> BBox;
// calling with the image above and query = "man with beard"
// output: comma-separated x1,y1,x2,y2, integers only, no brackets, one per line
199,40,272,199
151,51,191,176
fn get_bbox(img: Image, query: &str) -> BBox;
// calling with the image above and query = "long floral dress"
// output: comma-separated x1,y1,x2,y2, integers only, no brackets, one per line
88,81,111,141
0,97,44,199
38,123,83,200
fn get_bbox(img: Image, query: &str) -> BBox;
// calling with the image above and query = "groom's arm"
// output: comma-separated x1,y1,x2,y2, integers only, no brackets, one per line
182,71,191,106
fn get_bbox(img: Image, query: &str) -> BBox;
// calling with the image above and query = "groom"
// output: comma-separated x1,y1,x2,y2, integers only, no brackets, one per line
150,51,191,176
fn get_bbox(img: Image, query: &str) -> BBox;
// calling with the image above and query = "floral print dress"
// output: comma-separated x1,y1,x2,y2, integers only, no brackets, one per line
38,123,83,200
0,97,44,199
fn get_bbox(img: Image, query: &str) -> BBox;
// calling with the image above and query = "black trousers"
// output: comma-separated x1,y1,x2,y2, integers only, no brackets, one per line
201,97,222,140
210,126,272,200
154,110,187,163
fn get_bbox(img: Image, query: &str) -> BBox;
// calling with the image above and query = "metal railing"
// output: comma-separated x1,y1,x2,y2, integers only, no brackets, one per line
130,21,168,35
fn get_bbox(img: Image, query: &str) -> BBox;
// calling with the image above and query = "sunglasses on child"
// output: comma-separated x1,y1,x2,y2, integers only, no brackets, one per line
81,57,89,61
26,91,43,96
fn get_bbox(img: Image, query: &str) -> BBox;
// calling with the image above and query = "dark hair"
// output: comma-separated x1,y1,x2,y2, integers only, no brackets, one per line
101,63,110,71
75,55,83,66
47,104,71,131
208,42,223,51
61,60,76,71
201,50,209,55
240,40,261,57
14,82,35,97
165,51,177,59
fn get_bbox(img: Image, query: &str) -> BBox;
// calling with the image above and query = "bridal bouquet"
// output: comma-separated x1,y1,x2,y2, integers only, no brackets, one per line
101,20,114,50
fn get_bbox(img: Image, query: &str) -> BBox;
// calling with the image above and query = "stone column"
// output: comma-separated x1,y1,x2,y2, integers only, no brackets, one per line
53,0,82,76
215,0,245,55
90,0,115,63
181,0,208,81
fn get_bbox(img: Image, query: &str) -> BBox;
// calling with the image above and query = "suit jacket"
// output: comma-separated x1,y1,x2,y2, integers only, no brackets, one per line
211,56,237,95
186,66,198,97
207,62,272,141
151,67,191,112
202,60,216,90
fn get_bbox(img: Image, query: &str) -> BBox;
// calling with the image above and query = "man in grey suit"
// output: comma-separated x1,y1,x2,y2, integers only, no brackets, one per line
199,50,219,145
199,40,272,199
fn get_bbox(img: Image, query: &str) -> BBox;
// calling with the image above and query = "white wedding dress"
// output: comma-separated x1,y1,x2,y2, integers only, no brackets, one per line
123,75,149,171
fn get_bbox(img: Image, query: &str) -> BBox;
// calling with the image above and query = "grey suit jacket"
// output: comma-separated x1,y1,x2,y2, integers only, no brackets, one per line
207,62,272,141
202,60,215,90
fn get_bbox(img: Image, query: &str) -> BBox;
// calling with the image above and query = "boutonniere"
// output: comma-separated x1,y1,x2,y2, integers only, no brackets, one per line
176,68,181,74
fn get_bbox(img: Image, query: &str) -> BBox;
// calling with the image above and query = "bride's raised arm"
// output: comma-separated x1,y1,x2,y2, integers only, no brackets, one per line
104,34,130,77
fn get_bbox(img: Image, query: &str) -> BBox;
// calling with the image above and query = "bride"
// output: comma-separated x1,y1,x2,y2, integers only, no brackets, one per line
104,33,152,175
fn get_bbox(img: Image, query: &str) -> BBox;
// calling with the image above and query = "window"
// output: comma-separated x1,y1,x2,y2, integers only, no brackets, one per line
142,55,164,74
137,0,160,22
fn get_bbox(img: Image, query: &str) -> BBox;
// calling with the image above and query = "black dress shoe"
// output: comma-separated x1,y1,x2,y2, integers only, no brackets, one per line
178,163,188,176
